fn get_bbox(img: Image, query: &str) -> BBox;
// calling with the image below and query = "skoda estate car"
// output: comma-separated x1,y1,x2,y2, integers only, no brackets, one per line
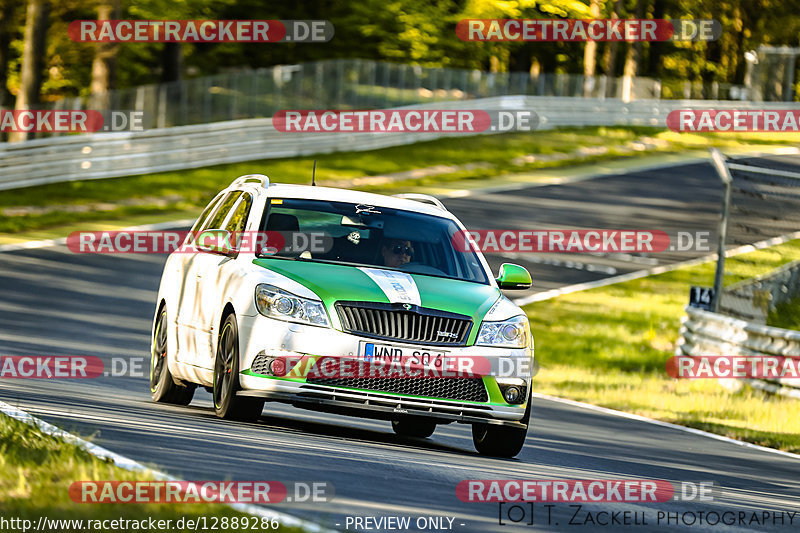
150,174,534,457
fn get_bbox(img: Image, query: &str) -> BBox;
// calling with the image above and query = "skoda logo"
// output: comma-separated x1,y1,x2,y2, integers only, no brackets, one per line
402,304,412,310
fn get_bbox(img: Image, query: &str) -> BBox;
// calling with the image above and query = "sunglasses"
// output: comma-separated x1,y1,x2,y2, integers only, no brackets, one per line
391,245,414,256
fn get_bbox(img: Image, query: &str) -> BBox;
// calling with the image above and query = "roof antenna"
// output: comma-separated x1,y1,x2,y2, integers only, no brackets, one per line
312,160,317,186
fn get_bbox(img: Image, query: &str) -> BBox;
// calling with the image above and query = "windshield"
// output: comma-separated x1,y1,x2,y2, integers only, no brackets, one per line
259,199,489,284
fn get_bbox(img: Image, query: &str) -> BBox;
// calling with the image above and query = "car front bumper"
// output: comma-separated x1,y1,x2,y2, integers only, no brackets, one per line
238,314,533,427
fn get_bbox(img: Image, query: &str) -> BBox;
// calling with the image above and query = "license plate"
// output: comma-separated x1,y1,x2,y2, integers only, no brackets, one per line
360,342,447,367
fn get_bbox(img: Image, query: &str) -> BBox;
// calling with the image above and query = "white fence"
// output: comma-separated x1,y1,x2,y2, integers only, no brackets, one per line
676,306,800,398
3,96,800,191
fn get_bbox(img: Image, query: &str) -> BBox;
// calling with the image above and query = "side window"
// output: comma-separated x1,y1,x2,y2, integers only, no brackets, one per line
225,193,253,235
204,191,242,231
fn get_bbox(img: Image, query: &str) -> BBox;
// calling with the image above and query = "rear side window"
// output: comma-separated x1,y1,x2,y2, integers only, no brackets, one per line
225,193,253,234
204,191,242,231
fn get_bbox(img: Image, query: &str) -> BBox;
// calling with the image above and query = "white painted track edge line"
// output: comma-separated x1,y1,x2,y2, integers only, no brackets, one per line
532,393,800,461
0,399,337,533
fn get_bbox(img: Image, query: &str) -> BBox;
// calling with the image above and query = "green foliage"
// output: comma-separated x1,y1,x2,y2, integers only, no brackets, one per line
2,0,800,101
767,297,800,331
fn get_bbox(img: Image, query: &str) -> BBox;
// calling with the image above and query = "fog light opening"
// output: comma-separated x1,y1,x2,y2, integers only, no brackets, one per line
503,386,521,403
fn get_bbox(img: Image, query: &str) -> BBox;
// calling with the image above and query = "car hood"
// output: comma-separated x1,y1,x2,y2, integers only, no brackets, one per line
253,258,500,323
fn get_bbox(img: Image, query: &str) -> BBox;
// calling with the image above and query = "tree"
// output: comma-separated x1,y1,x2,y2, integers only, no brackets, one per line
0,0,22,107
582,0,602,96
621,0,648,101
9,0,49,143
89,0,120,110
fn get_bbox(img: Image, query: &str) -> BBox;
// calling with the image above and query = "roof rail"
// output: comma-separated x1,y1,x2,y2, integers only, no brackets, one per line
392,193,447,211
231,174,270,189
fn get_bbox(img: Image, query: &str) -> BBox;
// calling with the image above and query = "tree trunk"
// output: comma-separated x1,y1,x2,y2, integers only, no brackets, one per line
621,0,647,101
647,0,665,77
602,0,624,96
9,0,49,143
161,42,183,83
582,0,602,96
89,0,120,111
0,0,19,108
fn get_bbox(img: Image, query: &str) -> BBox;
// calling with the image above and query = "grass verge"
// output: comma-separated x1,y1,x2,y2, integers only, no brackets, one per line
0,413,304,531
2,126,798,234
525,239,800,453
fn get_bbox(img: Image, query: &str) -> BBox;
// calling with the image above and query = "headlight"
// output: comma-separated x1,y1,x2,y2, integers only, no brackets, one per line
476,314,530,348
255,284,330,327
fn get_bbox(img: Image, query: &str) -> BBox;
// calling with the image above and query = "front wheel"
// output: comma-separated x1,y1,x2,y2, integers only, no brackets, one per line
392,416,436,438
472,392,531,458
150,304,195,405
213,313,264,421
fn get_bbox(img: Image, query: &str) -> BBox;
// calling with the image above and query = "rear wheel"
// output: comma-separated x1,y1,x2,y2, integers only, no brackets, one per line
213,313,264,421
150,304,195,405
392,416,436,438
472,392,531,458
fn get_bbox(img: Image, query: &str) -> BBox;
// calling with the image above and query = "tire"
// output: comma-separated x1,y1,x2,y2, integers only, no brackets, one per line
150,304,195,405
392,416,436,438
472,392,532,458
212,313,264,421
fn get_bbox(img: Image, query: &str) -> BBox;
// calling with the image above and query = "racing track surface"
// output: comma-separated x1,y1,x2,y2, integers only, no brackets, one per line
2,155,800,532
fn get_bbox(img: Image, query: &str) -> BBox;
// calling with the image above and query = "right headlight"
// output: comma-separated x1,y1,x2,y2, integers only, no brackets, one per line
475,314,530,348
254,284,330,328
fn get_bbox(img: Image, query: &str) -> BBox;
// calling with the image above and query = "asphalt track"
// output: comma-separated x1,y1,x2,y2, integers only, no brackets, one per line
2,155,800,532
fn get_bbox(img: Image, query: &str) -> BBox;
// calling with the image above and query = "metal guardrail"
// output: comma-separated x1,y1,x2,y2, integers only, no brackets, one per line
3,96,800,191
676,306,800,398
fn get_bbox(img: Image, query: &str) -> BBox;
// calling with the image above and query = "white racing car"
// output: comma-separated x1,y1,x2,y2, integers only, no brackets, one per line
150,174,534,457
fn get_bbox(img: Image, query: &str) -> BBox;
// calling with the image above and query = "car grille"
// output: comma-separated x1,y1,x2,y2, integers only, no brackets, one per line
305,376,488,402
335,301,472,346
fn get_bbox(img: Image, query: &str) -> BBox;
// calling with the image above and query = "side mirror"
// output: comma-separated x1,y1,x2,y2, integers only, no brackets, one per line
496,263,532,290
196,229,236,257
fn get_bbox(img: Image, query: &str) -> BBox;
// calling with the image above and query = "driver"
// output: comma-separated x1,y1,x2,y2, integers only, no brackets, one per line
380,239,414,268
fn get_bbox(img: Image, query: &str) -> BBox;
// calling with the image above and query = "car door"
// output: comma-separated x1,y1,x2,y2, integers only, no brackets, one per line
192,191,254,370
176,190,242,365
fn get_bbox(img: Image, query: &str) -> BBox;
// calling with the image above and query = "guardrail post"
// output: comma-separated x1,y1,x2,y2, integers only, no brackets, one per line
709,148,733,312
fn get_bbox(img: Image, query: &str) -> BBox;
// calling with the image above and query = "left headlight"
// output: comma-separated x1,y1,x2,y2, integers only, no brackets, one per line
476,314,530,348
255,284,331,328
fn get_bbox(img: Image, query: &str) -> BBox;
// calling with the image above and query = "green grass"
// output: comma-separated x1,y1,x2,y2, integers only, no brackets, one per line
767,297,800,331
525,239,800,453
0,414,304,531
2,125,797,234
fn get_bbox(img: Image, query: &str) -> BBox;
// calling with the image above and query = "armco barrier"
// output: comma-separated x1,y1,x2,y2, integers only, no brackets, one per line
676,305,800,398
3,96,800,191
